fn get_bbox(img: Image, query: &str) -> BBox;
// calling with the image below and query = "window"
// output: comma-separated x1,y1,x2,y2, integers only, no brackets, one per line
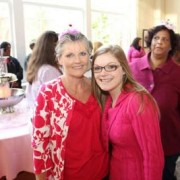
23,0,85,8
91,12,126,44
91,0,137,52
0,2,11,44
23,3,84,53
1,0,137,73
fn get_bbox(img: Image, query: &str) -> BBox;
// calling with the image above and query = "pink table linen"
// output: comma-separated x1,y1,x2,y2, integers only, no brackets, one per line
0,98,34,180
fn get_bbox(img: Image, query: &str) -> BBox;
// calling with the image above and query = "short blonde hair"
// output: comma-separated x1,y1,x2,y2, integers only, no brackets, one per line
56,31,91,59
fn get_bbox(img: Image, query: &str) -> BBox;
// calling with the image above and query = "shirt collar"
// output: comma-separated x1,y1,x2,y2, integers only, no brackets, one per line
140,53,174,74
138,53,151,70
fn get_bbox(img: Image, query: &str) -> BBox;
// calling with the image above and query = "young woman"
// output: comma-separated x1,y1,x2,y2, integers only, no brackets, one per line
92,44,164,180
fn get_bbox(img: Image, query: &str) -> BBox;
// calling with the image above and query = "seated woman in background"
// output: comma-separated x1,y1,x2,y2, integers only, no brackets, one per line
127,37,145,62
26,30,62,109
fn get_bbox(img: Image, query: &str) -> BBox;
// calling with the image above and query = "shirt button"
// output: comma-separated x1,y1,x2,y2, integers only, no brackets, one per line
150,84,154,88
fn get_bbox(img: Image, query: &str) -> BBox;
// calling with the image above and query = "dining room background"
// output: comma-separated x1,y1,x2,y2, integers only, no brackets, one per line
0,0,179,83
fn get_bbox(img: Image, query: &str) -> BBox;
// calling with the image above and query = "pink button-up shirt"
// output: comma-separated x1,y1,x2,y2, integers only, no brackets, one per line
102,90,164,180
130,53,180,155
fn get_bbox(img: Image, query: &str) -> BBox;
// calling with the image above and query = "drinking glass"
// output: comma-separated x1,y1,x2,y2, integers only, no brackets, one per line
0,48,8,75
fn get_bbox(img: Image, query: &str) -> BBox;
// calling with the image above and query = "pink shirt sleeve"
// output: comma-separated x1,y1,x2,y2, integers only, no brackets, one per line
127,47,133,63
128,93,164,180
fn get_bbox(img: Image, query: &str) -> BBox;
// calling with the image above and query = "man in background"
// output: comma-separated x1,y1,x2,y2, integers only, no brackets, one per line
0,41,23,88
24,39,36,71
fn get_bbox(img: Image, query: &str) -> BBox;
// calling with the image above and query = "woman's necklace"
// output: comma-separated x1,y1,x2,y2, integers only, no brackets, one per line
62,77,90,102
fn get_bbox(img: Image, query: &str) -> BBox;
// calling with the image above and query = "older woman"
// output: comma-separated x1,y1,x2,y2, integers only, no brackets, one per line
31,29,108,180
130,24,180,180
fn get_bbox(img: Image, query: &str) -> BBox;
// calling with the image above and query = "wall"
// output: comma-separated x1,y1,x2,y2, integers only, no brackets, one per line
165,0,180,33
137,0,180,38
137,0,165,37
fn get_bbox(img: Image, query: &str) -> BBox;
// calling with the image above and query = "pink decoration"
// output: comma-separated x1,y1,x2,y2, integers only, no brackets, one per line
59,24,80,39
157,19,175,30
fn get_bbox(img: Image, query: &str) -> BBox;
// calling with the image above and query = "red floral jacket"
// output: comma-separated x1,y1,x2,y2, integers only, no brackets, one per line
32,78,75,180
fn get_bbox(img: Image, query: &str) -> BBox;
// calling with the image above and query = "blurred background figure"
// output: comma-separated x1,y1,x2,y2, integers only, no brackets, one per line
89,40,93,58
130,24,180,180
84,40,93,78
93,41,103,54
173,33,180,65
24,39,36,71
0,41,23,88
26,30,62,110
127,37,145,63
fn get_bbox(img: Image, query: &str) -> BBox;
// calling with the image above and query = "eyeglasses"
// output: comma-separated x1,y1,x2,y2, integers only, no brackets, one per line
93,64,120,73
153,36,170,43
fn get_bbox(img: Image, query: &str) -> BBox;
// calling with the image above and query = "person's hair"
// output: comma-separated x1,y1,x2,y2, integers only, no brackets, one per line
55,30,91,59
131,37,142,51
0,41,11,52
174,33,180,63
30,43,35,50
91,44,155,111
29,39,36,50
26,30,59,84
146,25,177,56
175,33,180,51
93,41,103,54
88,40,93,54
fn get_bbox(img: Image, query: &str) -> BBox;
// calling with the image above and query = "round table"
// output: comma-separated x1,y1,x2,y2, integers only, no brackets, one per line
0,98,34,180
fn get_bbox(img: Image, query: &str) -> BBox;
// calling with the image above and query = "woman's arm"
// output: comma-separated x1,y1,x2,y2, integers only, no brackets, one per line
127,47,133,62
129,93,164,180
32,84,53,178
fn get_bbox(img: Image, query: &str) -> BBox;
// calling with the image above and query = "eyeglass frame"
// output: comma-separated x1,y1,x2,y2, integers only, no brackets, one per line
93,64,120,73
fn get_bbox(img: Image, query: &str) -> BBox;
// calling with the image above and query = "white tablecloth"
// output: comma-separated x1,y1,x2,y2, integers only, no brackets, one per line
0,98,34,180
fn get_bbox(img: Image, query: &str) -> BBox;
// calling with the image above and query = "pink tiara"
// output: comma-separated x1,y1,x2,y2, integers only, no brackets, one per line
157,19,175,31
59,24,80,39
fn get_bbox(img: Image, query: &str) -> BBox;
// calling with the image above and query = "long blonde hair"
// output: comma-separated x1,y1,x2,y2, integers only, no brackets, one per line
91,45,156,112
